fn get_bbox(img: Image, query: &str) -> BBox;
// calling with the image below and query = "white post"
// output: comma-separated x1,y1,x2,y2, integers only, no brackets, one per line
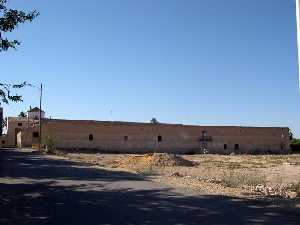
296,0,300,91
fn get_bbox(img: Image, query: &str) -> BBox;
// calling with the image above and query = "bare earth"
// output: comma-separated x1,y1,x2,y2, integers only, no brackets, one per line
1,149,299,224
50,151,300,201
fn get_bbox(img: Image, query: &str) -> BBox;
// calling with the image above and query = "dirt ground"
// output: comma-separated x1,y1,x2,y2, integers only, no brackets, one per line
50,151,300,201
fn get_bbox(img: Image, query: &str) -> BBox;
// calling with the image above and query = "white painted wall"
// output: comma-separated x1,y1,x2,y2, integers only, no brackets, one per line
28,111,45,120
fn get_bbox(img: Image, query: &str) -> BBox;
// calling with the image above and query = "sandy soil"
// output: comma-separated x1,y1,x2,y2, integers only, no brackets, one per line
49,151,300,200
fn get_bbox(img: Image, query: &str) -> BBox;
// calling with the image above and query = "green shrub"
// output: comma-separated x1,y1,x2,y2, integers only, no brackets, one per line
45,136,56,154
291,139,300,145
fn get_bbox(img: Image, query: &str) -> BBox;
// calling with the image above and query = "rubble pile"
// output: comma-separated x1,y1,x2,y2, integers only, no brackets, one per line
170,173,224,184
254,184,298,199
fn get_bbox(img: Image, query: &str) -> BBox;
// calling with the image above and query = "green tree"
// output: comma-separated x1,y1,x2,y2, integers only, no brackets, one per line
18,111,26,117
150,118,159,124
291,139,300,145
0,0,39,104
0,0,39,52
0,82,31,103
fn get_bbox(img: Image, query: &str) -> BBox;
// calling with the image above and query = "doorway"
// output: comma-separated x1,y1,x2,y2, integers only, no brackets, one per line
15,128,21,146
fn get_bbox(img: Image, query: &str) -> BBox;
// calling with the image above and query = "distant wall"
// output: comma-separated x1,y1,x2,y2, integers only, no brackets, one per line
3,118,291,154
41,120,291,154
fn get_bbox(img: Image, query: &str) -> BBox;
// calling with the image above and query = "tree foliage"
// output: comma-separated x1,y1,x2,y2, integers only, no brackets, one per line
0,0,38,104
0,82,32,104
0,0,39,52
18,110,26,117
150,118,159,124
291,138,300,145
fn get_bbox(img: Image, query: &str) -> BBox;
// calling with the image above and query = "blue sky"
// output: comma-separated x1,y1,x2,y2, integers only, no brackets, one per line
1,0,300,137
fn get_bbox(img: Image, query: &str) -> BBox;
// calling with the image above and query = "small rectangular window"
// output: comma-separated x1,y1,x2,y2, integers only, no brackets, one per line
124,136,128,141
1,140,5,144
33,132,39,138
89,134,93,141
18,123,22,126
234,144,239,150
224,144,227,150
158,136,162,142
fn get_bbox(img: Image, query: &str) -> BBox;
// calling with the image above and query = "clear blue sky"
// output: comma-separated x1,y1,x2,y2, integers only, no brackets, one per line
1,0,300,137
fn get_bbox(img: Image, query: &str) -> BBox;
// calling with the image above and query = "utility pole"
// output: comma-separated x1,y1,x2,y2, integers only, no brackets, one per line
296,0,300,91
39,83,43,151
0,105,3,136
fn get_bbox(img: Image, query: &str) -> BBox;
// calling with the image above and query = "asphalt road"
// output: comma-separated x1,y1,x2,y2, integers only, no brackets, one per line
0,148,299,225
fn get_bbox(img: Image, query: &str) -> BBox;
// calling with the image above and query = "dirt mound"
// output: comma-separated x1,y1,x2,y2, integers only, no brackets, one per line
120,153,195,168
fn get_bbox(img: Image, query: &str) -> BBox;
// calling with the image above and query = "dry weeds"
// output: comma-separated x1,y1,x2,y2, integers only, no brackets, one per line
49,150,300,200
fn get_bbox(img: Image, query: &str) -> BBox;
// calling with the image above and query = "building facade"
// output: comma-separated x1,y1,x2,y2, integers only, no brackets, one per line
28,107,45,120
0,110,291,154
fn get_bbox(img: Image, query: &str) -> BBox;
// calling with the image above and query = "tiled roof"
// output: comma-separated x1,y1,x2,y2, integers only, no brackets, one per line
28,107,44,113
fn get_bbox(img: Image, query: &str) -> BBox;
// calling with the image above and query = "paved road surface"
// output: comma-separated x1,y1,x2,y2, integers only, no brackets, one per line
0,149,299,225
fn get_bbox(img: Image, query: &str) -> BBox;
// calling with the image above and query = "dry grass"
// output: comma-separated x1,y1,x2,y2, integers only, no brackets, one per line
220,171,267,188
50,150,300,199
135,165,158,176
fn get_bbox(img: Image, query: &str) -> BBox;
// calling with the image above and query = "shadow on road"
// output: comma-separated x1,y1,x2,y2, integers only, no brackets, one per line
0,149,299,225
0,149,142,182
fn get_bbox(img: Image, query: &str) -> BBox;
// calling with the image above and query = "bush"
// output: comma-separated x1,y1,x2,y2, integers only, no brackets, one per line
291,139,300,145
291,140,300,153
45,136,56,154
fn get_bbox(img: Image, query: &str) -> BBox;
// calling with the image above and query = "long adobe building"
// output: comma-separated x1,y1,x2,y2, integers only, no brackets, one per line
0,107,291,154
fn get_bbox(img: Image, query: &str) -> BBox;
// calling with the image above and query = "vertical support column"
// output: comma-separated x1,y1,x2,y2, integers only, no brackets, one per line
0,107,3,136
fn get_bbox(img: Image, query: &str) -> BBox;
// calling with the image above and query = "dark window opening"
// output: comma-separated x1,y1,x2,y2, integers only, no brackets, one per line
32,132,39,138
281,144,284,150
234,144,239,150
89,134,93,141
158,136,162,142
224,144,227,150
1,140,5,144
124,136,128,141
202,131,207,137
18,123,22,127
